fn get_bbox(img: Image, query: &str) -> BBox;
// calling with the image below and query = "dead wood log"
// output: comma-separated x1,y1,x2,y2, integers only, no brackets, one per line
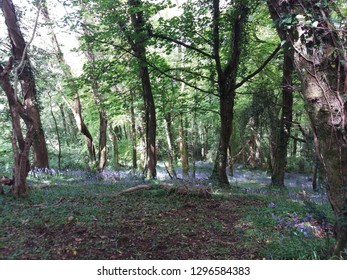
117,183,212,199
118,184,153,195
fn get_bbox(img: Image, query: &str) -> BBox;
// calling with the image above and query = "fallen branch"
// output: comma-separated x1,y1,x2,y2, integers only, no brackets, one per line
117,184,153,195
117,183,212,199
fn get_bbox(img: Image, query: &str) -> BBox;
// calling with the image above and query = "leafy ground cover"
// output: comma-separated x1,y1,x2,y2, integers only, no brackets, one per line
0,166,335,260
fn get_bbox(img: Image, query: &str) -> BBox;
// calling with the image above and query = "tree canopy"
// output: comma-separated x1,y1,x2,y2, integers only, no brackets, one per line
0,0,346,259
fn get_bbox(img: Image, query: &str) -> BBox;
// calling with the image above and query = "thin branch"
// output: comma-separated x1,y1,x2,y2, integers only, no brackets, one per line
149,32,213,59
111,41,217,96
158,66,217,83
235,43,281,89
212,0,223,80
13,0,42,96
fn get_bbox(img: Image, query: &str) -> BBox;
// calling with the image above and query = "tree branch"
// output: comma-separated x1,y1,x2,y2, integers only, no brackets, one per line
110,42,218,96
235,44,281,89
149,32,213,59
13,0,42,96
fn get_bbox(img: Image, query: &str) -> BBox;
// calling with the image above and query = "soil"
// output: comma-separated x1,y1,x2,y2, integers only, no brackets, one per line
0,194,265,260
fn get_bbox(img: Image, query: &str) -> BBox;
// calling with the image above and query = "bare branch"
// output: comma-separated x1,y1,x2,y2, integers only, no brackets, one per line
13,0,42,96
149,32,213,59
235,44,281,89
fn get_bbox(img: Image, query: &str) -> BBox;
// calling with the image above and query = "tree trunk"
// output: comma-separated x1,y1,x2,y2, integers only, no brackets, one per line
210,0,248,186
98,109,108,172
110,125,119,169
42,2,96,167
292,130,298,157
178,113,189,178
191,105,197,179
128,0,157,179
227,145,234,176
213,91,235,184
271,48,294,187
0,61,31,198
164,113,177,179
71,95,96,165
78,0,108,173
2,0,49,169
49,94,62,170
268,0,347,258
202,125,209,160
130,91,138,170
59,104,70,140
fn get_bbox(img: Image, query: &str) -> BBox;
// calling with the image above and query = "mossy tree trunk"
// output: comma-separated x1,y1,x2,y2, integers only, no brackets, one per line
210,0,249,186
268,0,347,258
126,0,157,179
2,0,49,169
0,60,31,198
271,47,294,187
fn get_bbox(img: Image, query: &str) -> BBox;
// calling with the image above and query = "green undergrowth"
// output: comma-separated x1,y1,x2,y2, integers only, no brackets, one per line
0,178,335,260
234,192,334,259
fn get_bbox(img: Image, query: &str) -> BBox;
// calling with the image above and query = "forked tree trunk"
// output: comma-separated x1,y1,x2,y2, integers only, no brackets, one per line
128,0,157,179
211,0,248,186
0,60,31,198
71,95,96,165
2,0,49,169
268,0,347,258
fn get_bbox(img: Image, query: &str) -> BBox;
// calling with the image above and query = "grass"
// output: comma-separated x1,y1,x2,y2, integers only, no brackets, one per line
0,172,335,260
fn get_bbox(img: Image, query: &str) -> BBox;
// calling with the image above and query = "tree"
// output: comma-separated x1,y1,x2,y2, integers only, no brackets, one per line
124,0,157,178
209,0,250,185
151,0,280,185
0,0,43,197
271,46,294,187
41,0,97,168
78,0,109,172
1,0,49,169
267,0,347,258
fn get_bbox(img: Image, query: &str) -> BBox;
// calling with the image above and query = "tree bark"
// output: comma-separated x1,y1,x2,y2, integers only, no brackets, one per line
130,91,138,170
210,0,248,186
271,47,294,187
98,109,108,172
78,0,109,172
0,60,31,197
49,94,62,170
2,0,49,169
42,1,96,167
178,112,189,178
268,0,347,258
164,113,177,179
110,125,120,169
128,0,157,179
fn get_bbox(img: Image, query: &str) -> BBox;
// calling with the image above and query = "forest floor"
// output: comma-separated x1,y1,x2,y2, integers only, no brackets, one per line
0,163,335,260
